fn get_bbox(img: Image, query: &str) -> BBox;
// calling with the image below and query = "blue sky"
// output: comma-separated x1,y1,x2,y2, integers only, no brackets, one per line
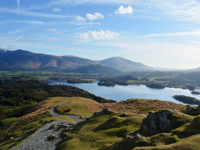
1,0,200,69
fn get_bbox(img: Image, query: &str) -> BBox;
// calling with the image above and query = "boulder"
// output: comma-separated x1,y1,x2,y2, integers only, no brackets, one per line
49,124,57,130
49,134,58,140
198,105,200,112
141,110,173,136
64,108,71,112
92,108,110,117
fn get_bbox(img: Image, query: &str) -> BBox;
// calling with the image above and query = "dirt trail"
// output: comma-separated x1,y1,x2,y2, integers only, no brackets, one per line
50,97,84,122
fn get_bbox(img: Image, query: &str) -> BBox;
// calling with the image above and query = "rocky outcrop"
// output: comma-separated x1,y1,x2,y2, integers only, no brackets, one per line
92,108,110,117
198,105,200,112
141,110,174,135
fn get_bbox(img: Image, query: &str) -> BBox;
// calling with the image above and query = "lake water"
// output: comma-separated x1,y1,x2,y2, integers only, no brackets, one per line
46,81,200,105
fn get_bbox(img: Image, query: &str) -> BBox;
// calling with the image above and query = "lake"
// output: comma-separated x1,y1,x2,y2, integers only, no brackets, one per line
46,81,200,105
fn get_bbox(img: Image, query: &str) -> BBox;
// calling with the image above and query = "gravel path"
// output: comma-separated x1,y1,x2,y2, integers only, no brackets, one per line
13,97,85,150
50,97,84,122
13,120,74,150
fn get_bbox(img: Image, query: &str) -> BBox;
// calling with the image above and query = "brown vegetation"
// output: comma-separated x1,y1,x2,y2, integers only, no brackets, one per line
73,98,186,114
15,103,53,121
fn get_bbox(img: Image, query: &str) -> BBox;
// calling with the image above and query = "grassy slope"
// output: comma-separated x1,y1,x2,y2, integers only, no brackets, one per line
58,112,145,150
56,98,200,150
1,117,18,124
0,97,74,150
55,97,103,117
1,97,200,150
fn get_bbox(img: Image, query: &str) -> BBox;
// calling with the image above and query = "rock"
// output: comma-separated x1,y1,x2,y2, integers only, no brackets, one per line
49,124,57,129
198,105,200,112
125,135,132,140
49,134,58,140
92,108,110,117
140,138,145,141
135,133,144,139
56,124,70,131
103,108,110,112
120,113,129,117
141,110,173,136
64,108,71,112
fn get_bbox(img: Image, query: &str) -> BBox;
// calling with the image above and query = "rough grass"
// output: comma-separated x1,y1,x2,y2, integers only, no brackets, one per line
1,97,200,150
55,97,103,117
1,117,18,125
104,111,199,150
57,112,144,150
0,97,74,150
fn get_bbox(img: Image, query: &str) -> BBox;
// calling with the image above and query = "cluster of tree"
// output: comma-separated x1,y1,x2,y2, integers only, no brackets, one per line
67,78,93,84
0,78,116,124
173,95,200,105
191,91,200,95
98,81,115,87
99,78,129,86
0,79,115,106
146,82,165,89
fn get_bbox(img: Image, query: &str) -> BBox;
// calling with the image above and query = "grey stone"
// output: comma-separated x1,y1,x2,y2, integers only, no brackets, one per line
141,110,173,136
198,105,200,112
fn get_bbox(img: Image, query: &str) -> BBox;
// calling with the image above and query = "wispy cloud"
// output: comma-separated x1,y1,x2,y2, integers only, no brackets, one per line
17,0,20,7
18,39,37,42
0,7,72,19
47,0,200,23
46,37,61,42
53,7,61,12
76,30,119,40
46,28,61,34
14,35,23,41
144,31,200,38
68,21,101,26
6,29,21,35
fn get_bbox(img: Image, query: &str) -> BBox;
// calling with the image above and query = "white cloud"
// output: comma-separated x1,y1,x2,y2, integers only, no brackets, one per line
75,16,86,22
115,5,133,14
86,12,104,21
76,30,119,40
53,7,61,12
46,28,61,34
6,29,21,35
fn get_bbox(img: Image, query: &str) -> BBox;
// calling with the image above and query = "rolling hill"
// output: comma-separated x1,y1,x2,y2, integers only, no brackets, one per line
0,49,96,70
98,57,150,71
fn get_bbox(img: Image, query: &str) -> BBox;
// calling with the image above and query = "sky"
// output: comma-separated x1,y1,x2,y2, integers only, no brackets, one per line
1,0,200,69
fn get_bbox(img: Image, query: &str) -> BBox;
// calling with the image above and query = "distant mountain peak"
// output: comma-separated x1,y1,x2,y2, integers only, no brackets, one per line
99,57,150,72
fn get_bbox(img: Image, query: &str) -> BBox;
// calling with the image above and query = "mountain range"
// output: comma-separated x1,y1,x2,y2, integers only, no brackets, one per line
0,49,152,73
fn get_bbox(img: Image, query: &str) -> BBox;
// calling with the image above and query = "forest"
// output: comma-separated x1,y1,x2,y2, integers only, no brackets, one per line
173,95,200,105
0,79,115,125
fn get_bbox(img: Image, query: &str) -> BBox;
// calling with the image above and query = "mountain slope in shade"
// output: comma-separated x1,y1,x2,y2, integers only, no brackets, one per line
188,67,200,72
98,57,150,71
73,64,121,74
0,49,96,70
